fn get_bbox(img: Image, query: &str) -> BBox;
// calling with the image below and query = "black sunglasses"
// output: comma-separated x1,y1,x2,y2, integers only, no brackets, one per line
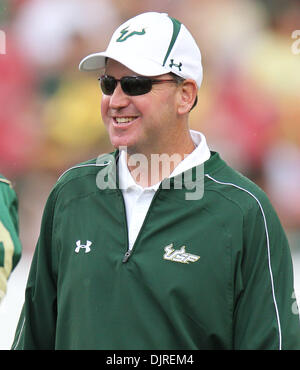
98,75,177,96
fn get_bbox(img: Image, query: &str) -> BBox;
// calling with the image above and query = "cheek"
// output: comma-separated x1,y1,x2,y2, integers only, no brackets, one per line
100,96,110,124
149,92,177,120
137,93,166,118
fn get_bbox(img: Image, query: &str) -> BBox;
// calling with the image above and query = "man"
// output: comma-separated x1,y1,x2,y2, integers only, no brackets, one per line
0,175,22,303
12,12,300,350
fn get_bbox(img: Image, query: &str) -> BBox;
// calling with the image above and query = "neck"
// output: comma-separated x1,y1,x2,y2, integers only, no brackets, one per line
125,131,195,188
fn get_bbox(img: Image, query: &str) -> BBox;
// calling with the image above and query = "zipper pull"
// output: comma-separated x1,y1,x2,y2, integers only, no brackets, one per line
122,250,132,263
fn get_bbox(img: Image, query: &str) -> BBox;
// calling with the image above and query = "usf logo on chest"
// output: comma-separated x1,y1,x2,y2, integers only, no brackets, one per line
163,244,200,264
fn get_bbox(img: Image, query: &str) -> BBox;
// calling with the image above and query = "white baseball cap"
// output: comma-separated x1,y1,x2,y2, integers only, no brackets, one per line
79,12,203,88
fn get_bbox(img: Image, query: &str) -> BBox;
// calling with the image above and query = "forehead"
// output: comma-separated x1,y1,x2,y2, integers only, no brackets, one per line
105,58,136,76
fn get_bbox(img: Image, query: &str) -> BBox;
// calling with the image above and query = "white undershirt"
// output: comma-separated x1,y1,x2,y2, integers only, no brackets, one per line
118,130,210,250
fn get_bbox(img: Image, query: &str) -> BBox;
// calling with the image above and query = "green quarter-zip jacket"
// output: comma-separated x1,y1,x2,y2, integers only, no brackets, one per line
12,151,300,350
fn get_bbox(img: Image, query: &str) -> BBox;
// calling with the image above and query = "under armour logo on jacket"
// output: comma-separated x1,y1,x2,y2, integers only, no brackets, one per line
75,240,92,254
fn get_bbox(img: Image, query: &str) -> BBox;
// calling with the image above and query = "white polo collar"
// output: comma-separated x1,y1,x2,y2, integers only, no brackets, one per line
118,130,210,192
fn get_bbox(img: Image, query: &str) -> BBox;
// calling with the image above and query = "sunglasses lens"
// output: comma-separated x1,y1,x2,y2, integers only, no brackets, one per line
100,76,117,95
122,77,152,96
99,76,153,96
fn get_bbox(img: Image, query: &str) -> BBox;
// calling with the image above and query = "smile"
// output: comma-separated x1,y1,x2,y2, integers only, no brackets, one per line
113,116,139,126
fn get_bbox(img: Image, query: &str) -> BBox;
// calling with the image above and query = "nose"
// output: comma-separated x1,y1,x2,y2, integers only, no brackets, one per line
108,82,130,110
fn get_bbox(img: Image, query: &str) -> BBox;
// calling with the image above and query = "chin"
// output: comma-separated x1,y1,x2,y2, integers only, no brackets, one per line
110,137,134,151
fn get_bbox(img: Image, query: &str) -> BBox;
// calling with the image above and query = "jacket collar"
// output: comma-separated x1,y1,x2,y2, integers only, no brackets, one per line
118,130,210,191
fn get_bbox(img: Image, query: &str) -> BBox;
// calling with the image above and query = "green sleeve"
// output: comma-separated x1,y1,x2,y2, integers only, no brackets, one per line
233,195,300,349
0,178,22,302
11,188,58,349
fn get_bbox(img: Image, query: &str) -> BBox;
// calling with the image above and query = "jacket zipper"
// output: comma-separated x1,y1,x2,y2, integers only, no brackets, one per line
122,250,132,263
115,188,130,263
118,187,162,263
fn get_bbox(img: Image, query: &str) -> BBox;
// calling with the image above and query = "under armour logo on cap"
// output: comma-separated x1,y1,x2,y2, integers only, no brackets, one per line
169,59,182,71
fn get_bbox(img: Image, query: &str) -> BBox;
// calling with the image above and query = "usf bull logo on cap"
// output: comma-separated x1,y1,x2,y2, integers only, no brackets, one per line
116,26,146,42
79,12,203,89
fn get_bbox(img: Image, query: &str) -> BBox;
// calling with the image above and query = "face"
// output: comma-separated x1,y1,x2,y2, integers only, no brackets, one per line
100,59,181,155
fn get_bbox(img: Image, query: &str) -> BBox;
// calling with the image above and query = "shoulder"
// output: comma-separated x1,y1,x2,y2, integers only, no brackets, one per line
58,152,116,184
0,174,12,188
0,175,17,202
204,152,274,218
204,153,288,257
48,152,117,205
0,175,19,231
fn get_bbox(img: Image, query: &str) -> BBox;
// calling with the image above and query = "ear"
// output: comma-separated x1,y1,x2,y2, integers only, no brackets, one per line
177,79,198,115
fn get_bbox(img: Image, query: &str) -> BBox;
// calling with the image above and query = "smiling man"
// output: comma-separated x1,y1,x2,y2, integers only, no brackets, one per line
12,12,300,350
101,60,194,159
100,59,198,187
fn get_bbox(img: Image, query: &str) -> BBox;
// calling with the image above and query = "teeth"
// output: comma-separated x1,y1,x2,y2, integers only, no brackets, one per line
115,117,136,124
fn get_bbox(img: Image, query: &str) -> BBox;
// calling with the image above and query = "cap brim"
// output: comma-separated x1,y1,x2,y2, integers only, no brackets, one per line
79,51,170,77
79,52,107,71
